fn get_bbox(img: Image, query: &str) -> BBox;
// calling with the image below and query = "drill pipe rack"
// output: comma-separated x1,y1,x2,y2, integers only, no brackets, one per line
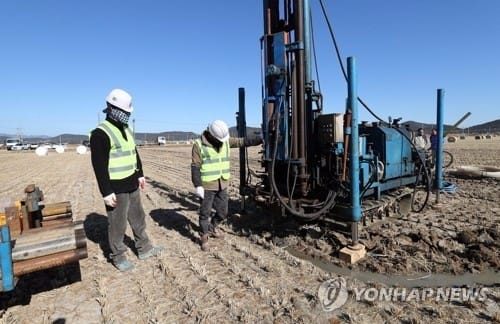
0,184,87,291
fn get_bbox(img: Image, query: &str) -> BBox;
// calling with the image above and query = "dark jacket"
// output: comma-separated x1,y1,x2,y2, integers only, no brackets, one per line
90,117,144,197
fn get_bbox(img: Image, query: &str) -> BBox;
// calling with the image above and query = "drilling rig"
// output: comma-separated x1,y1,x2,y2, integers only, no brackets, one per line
237,0,431,262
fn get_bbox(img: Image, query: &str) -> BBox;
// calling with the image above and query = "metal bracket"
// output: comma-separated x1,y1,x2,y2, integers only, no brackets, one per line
285,41,304,52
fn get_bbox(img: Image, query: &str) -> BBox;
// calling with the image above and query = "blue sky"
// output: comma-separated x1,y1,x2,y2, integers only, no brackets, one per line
1,0,499,136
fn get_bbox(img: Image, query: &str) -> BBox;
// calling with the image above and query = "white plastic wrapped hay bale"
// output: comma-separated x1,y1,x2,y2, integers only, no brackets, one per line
76,145,87,154
35,146,48,156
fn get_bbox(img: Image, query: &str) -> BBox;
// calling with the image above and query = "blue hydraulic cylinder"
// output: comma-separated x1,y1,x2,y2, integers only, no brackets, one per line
0,226,14,291
347,57,361,222
435,89,444,191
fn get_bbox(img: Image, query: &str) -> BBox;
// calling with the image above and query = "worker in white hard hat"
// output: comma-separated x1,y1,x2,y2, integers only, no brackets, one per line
191,119,263,251
90,88,162,272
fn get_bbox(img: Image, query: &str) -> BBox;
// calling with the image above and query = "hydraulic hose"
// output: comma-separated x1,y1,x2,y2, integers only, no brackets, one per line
318,0,387,124
392,128,431,212
268,98,337,220
319,0,431,212
411,164,431,213
441,181,457,193
359,159,376,200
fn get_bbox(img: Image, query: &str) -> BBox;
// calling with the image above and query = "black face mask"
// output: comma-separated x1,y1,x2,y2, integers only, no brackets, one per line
206,131,223,149
213,140,223,150
109,107,131,125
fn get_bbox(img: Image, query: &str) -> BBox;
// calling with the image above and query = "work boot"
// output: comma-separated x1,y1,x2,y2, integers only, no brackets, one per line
138,246,163,260
114,259,134,272
200,233,210,251
208,227,225,239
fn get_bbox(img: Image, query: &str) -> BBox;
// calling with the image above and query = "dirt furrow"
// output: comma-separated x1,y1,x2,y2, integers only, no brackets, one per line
138,184,273,321
0,138,498,323
139,181,328,322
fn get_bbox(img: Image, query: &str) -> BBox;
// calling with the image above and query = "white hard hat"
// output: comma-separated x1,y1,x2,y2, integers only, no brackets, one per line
104,88,133,113
208,120,230,142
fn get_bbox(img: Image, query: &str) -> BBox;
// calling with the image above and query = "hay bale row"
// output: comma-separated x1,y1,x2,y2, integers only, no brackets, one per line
474,135,493,140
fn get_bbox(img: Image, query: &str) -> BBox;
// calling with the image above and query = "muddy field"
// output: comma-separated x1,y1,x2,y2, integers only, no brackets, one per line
0,136,498,323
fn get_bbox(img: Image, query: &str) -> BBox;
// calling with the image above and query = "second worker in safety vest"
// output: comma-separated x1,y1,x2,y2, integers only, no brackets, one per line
191,120,262,251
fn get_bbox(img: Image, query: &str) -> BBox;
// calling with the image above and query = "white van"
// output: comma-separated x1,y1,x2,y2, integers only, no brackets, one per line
158,136,167,145
5,138,21,150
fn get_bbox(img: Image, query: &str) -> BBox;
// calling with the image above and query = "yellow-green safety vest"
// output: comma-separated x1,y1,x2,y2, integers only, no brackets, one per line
97,120,138,180
196,139,230,183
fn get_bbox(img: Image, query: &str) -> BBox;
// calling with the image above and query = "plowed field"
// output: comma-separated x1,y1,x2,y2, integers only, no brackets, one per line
0,137,498,323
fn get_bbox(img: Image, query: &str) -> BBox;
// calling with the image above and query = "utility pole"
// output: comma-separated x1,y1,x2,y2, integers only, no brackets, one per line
17,128,23,143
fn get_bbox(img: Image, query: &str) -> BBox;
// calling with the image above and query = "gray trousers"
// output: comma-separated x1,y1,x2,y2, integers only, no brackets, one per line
106,189,152,263
199,188,228,234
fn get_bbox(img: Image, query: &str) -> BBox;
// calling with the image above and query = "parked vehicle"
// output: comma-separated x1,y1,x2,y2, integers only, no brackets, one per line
158,136,167,145
5,138,21,150
11,143,25,151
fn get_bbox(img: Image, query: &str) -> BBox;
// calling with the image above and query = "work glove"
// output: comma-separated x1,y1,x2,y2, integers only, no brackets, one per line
195,186,204,199
138,177,146,189
103,193,117,207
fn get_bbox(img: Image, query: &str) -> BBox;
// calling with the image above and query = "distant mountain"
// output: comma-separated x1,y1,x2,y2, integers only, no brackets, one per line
400,121,457,133
0,132,198,145
229,126,261,138
46,134,88,144
401,120,500,135
0,134,87,145
1,119,497,145
135,131,199,142
24,135,50,139
134,127,262,142
467,119,500,133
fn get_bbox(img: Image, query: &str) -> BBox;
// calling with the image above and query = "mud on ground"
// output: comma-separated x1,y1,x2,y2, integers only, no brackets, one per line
0,136,498,323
